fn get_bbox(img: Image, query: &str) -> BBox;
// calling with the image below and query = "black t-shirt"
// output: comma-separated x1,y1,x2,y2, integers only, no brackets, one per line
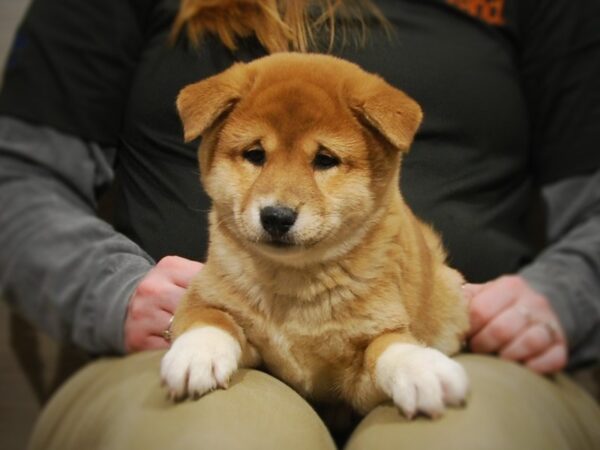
1,0,599,282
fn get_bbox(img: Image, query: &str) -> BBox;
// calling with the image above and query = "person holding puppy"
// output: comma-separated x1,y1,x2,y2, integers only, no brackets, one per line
0,0,599,449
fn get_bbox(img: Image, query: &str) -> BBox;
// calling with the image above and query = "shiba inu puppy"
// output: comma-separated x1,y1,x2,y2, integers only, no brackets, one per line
161,53,469,418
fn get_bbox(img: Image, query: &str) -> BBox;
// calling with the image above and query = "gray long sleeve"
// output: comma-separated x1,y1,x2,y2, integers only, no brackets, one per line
0,116,154,355
521,170,600,368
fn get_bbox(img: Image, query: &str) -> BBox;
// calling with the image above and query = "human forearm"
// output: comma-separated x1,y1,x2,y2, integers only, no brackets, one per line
520,221,600,368
0,117,154,354
520,172,600,368
0,178,153,353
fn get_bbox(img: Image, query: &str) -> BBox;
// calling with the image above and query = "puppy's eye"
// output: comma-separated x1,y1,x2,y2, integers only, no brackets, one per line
313,150,340,170
243,147,266,166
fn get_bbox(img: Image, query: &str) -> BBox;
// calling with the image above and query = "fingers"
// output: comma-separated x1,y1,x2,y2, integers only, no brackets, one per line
467,277,519,336
157,285,187,314
125,308,172,352
526,344,568,374
466,275,569,374
130,281,186,315
148,256,204,311
150,335,172,350
499,322,554,361
461,283,485,300
153,309,174,338
157,255,204,288
125,255,203,353
469,305,530,353
145,336,171,350
132,266,189,313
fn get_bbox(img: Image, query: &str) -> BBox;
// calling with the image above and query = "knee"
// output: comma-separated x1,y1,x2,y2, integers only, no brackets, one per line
30,352,336,450
346,355,600,450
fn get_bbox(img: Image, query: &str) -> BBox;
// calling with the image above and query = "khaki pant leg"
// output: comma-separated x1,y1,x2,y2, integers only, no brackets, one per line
346,354,600,450
28,351,335,450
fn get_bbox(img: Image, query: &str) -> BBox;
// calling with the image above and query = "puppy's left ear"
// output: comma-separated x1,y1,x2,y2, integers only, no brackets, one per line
177,62,251,142
348,75,423,152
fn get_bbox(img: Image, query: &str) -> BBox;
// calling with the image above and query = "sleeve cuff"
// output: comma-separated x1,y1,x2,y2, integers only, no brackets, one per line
74,254,153,355
520,262,600,367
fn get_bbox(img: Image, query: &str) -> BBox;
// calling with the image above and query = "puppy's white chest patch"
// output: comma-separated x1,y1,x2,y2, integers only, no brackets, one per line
252,323,317,394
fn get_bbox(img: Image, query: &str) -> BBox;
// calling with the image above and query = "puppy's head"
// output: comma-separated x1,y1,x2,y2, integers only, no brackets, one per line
178,53,422,264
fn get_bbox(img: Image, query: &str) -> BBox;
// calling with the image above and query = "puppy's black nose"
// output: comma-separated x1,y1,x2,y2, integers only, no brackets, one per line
260,206,297,237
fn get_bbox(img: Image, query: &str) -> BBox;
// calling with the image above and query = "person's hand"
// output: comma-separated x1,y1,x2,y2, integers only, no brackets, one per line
464,275,568,374
124,256,204,353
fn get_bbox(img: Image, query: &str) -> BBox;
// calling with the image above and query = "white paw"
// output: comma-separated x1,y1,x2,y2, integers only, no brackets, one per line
161,326,241,400
375,343,469,418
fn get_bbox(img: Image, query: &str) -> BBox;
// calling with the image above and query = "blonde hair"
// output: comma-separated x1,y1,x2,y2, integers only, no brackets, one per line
171,0,390,53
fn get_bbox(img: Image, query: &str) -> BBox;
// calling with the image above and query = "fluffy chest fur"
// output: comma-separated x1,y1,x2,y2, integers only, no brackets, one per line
183,201,465,404
190,259,410,402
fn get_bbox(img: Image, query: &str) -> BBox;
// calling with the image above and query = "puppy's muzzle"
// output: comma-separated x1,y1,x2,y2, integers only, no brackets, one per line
260,206,297,240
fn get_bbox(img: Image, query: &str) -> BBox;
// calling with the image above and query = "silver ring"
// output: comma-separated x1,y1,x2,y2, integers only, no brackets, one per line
162,315,174,342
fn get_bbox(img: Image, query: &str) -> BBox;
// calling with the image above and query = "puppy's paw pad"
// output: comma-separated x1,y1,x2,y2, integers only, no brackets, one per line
160,326,241,400
375,343,469,418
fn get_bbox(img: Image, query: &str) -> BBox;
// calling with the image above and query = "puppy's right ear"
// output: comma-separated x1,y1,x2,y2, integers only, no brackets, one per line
176,62,250,142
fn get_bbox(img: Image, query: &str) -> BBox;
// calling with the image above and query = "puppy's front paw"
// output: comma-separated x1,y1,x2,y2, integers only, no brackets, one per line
161,326,241,400
375,343,469,419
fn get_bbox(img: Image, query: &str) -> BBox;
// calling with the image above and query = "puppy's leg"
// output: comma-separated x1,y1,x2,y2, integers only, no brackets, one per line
362,333,469,418
161,304,260,400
